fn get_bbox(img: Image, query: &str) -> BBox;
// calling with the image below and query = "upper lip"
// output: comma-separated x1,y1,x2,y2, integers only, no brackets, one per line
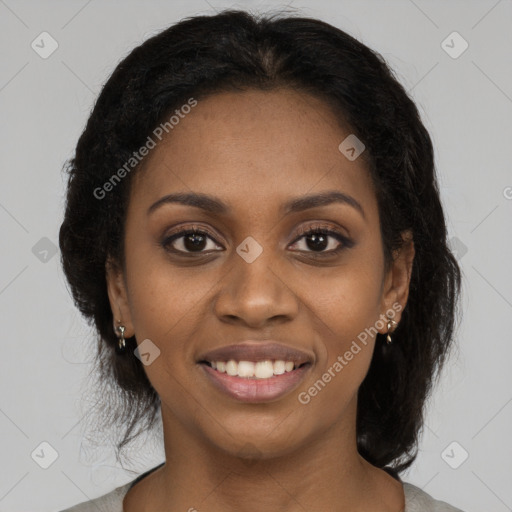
198,342,314,366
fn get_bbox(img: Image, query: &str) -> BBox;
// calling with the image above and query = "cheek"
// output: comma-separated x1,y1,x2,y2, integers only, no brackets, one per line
122,235,238,404
122,246,211,424
306,250,384,347
123,228,211,339
295,245,384,404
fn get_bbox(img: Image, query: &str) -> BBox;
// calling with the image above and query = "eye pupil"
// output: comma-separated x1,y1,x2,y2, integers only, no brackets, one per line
306,233,328,251
184,232,207,251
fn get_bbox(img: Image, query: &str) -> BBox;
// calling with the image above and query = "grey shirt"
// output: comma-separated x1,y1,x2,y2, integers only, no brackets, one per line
61,465,464,512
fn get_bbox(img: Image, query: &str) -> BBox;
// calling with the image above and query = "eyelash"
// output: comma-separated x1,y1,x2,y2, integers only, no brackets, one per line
161,224,352,257
291,225,352,256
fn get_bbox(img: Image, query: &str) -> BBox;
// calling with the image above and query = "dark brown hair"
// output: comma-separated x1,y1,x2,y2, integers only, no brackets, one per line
59,9,461,474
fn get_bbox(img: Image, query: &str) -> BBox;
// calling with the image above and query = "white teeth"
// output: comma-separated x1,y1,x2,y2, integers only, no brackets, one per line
237,361,255,377
273,360,285,375
208,359,300,378
255,360,274,379
225,360,238,376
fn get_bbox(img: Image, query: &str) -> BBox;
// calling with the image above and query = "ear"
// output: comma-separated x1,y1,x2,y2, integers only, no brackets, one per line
377,230,415,333
105,256,135,337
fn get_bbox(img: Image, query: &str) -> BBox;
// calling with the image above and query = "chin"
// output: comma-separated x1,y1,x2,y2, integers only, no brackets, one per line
202,414,313,463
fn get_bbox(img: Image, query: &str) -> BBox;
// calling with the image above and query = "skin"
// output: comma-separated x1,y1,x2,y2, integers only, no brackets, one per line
106,88,415,512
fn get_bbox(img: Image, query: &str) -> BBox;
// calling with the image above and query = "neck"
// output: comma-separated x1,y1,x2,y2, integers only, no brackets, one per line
130,398,404,512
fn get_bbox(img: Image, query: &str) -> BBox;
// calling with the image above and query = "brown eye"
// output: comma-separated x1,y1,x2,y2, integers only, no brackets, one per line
162,229,223,254
289,227,354,255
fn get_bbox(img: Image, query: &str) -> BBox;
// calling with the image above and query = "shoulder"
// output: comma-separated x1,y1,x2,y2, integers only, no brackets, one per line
59,482,131,512
60,477,466,512
403,482,465,512
60,462,165,511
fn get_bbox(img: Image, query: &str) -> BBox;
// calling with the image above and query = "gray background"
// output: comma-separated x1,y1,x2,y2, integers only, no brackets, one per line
1,0,511,510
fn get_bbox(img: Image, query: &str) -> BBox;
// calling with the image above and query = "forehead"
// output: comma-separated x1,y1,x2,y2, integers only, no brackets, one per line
129,88,377,220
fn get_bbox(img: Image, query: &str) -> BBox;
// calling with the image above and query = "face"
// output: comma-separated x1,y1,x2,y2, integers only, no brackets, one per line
106,88,414,460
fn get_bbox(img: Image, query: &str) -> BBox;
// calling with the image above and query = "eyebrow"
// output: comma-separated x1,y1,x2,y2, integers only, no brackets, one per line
147,190,365,219
282,190,365,219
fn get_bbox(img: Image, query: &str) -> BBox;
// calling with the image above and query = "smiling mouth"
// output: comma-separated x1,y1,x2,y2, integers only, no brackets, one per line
199,360,312,403
199,359,311,379
197,341,314,402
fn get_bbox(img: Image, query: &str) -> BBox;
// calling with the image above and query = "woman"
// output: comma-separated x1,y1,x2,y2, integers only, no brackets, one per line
59,9,463,512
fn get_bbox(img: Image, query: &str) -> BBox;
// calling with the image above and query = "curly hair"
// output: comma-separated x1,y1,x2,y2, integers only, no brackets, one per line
58,9,461,475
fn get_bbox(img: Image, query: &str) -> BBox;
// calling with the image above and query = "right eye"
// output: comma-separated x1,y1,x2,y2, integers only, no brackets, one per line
161,228,224,254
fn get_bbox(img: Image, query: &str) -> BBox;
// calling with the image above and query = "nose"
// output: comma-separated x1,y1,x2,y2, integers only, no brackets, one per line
213,248,300,329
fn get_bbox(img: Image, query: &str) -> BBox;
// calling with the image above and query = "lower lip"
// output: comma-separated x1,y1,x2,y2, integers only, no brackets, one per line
200,363,311,403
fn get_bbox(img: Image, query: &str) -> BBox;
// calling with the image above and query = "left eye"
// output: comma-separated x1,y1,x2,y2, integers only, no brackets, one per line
289,228,347,253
